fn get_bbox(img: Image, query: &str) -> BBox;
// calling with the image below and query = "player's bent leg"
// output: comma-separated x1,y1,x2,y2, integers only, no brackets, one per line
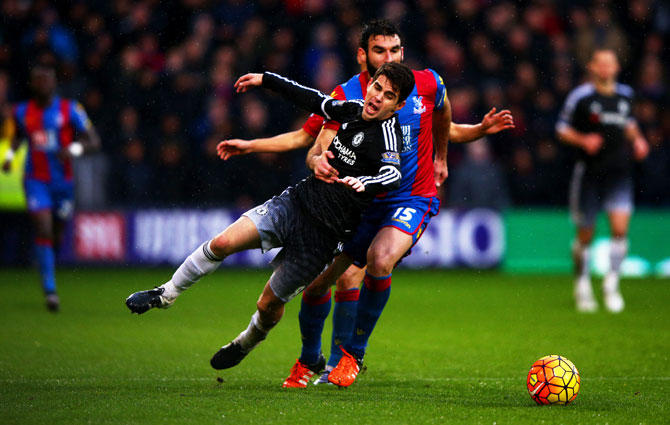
573,227,597,313
603,211,630,313
212,282,285,370
324,262,363,378
289,253,356,385
126,217,262,314
331,228,413,386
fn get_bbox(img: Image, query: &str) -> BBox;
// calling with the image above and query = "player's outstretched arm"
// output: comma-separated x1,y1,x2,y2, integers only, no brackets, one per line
449,108,515,144
217,129,315,160
234,73,264,93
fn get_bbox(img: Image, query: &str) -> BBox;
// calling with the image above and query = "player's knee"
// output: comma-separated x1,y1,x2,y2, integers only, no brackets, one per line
612,230,627,239
256,292,282,315
209,234,230,257
335,269,362,291
367,249,395,276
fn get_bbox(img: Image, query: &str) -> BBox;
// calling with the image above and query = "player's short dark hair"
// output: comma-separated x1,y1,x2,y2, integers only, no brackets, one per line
372,62,414,103
359,19,402,52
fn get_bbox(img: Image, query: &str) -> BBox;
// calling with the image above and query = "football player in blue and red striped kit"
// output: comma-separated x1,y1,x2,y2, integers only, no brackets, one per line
2,65,100,311
218,19,514,387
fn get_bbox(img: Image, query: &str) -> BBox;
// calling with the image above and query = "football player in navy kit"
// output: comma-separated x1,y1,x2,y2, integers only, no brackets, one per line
556,48,649,313
125,62,415,370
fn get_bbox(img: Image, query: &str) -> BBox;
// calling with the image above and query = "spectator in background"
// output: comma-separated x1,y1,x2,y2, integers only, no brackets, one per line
0,1,666,210
449,138,509,210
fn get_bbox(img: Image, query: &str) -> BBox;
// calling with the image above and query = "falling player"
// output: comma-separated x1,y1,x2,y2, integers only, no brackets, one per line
556,48,649,313
1,64,100,311
126,63,414,370
218,19,514,387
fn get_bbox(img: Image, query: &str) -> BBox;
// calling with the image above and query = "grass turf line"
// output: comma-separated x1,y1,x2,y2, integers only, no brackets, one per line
0,268,668,424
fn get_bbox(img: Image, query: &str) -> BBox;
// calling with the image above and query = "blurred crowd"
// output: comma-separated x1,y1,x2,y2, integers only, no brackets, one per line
1,0,668,210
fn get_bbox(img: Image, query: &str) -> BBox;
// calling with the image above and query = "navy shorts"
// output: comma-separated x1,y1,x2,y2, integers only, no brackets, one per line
243,187,341,302
343,196,440,267
569,162,633,227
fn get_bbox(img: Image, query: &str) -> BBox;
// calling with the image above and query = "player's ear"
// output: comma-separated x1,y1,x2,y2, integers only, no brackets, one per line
400,47,404,62
357,48,366,67
394,100,406,112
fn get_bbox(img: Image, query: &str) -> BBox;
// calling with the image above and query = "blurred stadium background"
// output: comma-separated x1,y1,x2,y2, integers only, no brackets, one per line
0,0,668,275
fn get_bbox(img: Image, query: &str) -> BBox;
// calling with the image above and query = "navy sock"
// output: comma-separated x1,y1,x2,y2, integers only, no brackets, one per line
298,289,331,365
35,238,56,294
346,273,391,359
328,288,360,368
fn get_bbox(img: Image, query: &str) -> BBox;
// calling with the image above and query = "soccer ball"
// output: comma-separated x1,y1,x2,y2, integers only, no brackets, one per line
527,355,580,405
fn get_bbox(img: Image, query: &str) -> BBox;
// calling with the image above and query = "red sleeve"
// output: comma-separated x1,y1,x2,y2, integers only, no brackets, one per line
322,85,347,132
302,113,325,138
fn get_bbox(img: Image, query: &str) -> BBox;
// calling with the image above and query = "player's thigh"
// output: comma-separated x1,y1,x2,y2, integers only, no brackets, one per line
569,167,599,229
52,181,75,221
367,226,414,274
211,216,262,256
24,179,53,214
603,177,633,238
304,253,357,295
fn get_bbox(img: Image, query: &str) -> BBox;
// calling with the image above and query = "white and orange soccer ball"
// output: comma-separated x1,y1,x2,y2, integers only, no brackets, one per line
527,355,580,405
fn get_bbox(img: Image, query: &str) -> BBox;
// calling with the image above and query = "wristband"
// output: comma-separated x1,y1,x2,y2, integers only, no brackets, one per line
68,142,84,157
4,148,15,161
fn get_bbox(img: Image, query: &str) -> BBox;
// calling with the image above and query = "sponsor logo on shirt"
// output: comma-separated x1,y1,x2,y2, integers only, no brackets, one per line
401,125,412,152
332,136,356,165
589,100,629,127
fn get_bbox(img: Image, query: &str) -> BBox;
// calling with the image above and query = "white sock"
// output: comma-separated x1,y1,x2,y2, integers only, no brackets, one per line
609,237,628,274
233,311,277,352
161,240,224,298
572,240,590,279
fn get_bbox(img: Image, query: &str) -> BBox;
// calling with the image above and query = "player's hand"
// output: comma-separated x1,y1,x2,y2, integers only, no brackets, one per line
337,176,365,192
481,107,515,134
434,158,448,187
217,139,252,160
1,159,10,173
234,73,263,93
581,133,604,155
311,151,339,184
633,137,649,161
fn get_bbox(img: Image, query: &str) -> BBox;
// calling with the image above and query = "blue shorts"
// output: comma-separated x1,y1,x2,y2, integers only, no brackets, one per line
343,196,440,267
24,178,75,220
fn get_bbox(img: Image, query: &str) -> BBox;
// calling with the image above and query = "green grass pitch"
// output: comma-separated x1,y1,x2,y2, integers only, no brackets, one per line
1,268,668,424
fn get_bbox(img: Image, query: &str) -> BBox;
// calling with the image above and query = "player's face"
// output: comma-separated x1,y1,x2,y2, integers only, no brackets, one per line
588,51,619,82
31,69,56,100
359,35,403,77
362,75,406,121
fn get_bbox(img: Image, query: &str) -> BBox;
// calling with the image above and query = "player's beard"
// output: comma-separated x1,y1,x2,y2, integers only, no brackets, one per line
366,57,378,79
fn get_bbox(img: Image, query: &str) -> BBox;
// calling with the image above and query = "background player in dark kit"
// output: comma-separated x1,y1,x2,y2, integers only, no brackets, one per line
556,48,649,313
